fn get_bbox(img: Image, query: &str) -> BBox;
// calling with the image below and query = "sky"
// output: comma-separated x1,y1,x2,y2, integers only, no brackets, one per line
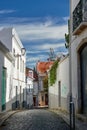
0,0,69,69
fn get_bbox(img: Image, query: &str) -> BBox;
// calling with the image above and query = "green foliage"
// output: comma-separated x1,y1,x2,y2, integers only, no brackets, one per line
65,33,69,44
49,60,58,86
65,33,69,48
65,19,70,49
43,75,48,91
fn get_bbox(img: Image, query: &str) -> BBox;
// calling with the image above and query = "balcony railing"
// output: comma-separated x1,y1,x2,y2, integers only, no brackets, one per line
73,0,87,35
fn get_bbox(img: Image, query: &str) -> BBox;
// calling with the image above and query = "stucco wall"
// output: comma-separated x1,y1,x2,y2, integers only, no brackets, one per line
49,56,69,111
0,50,4,112
70,0,87,112
0,48,13,111
71,27,87,112
0,28,12,51
0,28,26,112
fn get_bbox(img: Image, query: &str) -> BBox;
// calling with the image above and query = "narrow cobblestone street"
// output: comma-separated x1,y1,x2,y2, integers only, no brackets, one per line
0,109,70,130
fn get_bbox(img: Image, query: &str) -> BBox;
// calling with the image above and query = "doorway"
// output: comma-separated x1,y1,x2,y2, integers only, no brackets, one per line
58,81,61,107
45,94,48,105
80,45,87,114
2,67,7,111
33,97,36,106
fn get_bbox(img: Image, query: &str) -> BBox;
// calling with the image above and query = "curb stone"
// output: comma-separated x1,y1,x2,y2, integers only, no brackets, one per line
49,109,87,130
0,110,21,127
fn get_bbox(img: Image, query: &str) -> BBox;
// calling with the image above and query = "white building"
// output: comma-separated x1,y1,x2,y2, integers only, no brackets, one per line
0,28,26,112
36,61,54,106
33,80,39,106
0,41,14,112
48,56,69,111
26,68,34,108
70,0,87,114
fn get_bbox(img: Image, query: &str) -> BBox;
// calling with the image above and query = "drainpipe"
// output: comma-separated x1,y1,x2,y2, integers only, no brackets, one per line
69,0,72,128
69,0,72,105
69,1,75,130
16,86,17,109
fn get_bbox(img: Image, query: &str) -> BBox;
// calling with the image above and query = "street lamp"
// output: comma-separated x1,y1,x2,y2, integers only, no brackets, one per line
21,48,26,56
13,47,26,57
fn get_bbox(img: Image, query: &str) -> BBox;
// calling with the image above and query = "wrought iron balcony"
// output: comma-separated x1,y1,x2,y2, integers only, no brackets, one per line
73,0,87,35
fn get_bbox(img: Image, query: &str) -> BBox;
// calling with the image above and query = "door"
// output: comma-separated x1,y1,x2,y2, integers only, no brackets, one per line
45,94,48,105
33,97,36,106
58,81,61,107
80,45,87,114
2,67,7,111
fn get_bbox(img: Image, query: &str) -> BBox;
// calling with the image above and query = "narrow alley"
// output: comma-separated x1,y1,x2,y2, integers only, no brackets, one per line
0,109,69,130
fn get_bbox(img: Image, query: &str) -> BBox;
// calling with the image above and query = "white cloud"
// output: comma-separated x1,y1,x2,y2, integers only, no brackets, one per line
26,54,47,62
26,50,46,55
0,16,68,42
33,43,65,50
0,10,16,14
26,42,65,56
63,16,69,21
16,23,68,41
26,57,39,62
0,16,68,68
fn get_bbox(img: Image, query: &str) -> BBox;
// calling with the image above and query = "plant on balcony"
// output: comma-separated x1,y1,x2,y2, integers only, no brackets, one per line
49,60,58,86
65,19,70,49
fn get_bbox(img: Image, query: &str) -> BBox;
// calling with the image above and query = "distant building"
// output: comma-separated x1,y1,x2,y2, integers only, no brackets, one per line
26,67,34,108
33,68,39,107
36,61,54,106
26,67,38,108
0,28,26,112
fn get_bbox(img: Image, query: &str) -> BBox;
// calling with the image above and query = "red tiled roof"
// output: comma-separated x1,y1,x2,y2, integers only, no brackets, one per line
37,61,54,74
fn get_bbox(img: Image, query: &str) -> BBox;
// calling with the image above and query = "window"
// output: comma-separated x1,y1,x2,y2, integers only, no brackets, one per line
58,81,61,107
13,48,15,67
20,57,22,72
22,60,24,72
2,67,7,111
17,56,19,70
80,45,87,114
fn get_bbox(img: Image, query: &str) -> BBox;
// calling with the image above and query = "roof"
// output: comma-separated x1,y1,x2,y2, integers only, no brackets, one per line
26,67,38,80
0,41,14,61
36,61,54,74
0,27,23,51
0,40,9,52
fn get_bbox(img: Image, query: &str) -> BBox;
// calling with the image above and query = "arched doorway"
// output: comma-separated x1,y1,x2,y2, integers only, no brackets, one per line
80,44,87,114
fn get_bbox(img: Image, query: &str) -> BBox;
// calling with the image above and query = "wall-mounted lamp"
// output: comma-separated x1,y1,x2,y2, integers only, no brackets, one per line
13,48,26,57
21,48,26,56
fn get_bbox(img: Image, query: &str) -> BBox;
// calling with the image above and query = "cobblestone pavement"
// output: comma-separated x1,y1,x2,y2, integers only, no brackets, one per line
0,109,70,130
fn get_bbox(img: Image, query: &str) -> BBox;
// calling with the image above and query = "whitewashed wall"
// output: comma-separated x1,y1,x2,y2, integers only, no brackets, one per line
49,56,69,111
0,46,13,111
0,28,26,111
26,77,33,107
0,50,5,112
0,28,12,51
33,81,38,96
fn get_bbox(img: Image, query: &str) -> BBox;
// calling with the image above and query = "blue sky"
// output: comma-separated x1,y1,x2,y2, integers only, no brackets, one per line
0,0,69,69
